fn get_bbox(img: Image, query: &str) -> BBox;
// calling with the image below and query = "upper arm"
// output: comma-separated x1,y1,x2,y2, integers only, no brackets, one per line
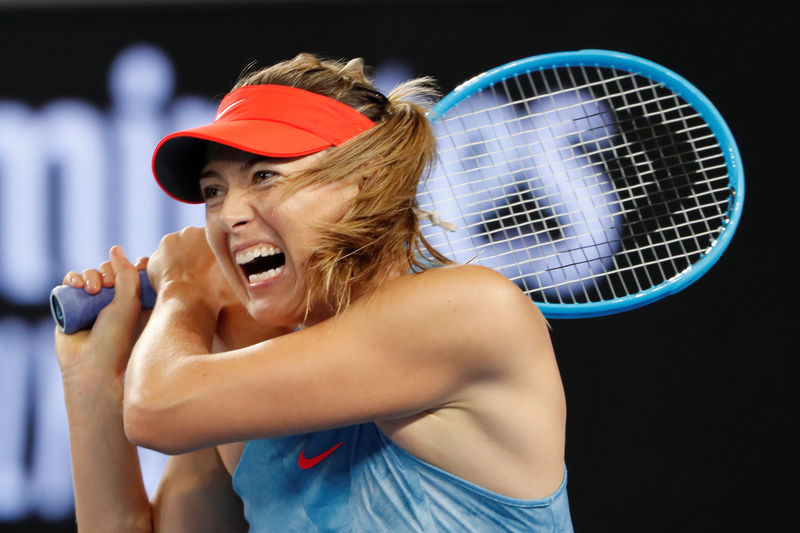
151,447,248,533
129,265,551,452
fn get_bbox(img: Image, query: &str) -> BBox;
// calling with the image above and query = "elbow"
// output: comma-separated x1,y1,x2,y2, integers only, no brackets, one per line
124,356,201,454
123,390,187,455
122,397,153,448
123,396,166,452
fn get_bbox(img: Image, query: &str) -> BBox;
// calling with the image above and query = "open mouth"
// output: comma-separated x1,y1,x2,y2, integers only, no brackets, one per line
236,244,286,284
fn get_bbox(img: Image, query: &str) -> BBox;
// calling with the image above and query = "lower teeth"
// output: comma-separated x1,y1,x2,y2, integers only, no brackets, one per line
248,266,284,283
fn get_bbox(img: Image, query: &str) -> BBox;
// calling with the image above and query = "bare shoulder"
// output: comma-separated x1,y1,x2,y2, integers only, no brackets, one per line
387,264,546,332
384,264,533,305
366,264,551,367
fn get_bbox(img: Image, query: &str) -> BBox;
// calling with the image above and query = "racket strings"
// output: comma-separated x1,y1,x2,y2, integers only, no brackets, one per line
612,75,730,292
419,65,734,305
426,139,730,256
432,100,719,187
432,110,725,216
435,70,661,128
430,151,729,223
432,73,708,158
427,129,730,222
511,69,616,301
420,188,730,301
444,185,730,259
422,167,729,267
605,70,694,290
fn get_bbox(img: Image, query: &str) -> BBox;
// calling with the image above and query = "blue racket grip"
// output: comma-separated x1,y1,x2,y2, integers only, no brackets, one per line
50,270,157,334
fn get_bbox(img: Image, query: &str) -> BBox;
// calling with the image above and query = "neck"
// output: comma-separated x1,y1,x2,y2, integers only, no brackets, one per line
301,257,410,328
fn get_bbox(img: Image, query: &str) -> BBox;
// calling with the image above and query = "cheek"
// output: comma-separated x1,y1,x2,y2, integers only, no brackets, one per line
295,181,359,223
269,181,359,260
204,224,229,266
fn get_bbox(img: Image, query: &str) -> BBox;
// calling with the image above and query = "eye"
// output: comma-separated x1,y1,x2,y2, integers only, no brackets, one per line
253,169,278,184
200,184,224,201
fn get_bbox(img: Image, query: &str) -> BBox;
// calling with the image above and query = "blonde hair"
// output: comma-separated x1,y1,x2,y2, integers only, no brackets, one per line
235,53,452,315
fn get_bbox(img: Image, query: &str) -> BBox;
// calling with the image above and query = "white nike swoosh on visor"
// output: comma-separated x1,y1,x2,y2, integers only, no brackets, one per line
215,99,245,121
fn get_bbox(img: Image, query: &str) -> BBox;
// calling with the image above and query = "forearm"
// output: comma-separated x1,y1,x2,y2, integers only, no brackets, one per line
124,280,218,452
62,371,152,532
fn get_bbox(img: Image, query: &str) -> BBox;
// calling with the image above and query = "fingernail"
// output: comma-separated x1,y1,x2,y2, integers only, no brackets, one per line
111,245,127,259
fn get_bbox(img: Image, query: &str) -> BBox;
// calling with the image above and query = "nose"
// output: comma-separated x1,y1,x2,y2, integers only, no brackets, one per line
218,188,256,230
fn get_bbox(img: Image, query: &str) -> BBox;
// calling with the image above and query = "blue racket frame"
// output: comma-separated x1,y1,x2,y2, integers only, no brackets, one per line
427,50,744,318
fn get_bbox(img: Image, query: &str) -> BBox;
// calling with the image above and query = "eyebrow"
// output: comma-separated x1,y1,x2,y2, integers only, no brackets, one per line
199,155,279,179
241,156,278,172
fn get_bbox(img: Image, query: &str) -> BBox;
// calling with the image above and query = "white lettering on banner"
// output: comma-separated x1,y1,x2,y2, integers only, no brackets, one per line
0,319,30,520
40,100,110,282
0,102,50,303
111,45,178,261
0,44,212,306
28,319,73,519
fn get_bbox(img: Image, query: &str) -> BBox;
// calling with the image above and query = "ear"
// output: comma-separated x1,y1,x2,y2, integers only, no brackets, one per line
347,164,370,192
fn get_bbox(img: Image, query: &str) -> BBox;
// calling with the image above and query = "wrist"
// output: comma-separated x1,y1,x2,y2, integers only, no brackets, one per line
159,278,222,316
61,367,125,419
58,352,127,389
151,279,219,345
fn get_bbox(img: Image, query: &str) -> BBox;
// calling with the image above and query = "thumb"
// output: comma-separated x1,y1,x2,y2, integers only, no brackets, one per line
93,246,141,334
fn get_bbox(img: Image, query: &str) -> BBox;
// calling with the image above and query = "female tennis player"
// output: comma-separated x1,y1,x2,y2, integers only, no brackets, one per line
55,53,573,532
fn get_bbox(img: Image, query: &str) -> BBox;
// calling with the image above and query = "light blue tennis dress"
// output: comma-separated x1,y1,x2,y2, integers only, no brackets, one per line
233,422,574,532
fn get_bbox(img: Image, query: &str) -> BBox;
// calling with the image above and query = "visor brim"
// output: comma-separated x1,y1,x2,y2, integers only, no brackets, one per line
152,120,333,203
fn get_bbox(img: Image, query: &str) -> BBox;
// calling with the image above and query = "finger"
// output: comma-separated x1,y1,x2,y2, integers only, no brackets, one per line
91,246,141,356
81,269,104,294
62,271,84,287
98,261,115,287
135,256,149,271
92,246,141,334
108,246,139,301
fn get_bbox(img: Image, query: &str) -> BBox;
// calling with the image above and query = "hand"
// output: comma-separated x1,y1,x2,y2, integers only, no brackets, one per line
61,253,149,296
147,226,238,314
54,246,145,380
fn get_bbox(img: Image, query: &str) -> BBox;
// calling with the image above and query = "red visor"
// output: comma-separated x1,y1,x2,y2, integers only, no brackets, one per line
152,84,376,203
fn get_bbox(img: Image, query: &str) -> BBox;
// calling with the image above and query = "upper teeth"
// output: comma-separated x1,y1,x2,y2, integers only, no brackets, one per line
235,244,282,265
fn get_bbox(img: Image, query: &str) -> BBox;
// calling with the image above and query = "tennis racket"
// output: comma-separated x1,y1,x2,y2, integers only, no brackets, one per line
418,49,743,318
50,270,155,334
51,49,743,331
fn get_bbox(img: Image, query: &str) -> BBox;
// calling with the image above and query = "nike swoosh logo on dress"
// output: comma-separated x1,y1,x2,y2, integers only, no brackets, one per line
297,441,345,469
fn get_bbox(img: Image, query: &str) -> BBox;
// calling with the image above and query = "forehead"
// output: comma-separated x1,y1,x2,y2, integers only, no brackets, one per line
200,142,328,174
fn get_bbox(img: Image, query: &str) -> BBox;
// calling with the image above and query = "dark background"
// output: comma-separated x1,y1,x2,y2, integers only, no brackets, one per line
0,1,795,531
